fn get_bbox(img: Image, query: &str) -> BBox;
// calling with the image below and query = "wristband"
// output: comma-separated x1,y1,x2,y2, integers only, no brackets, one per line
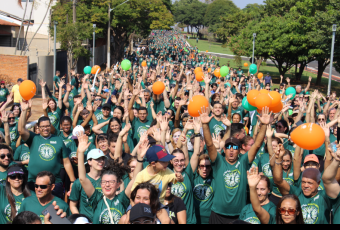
194,133,201,138
275,160,283,165
137,159,144,163
166,141,171,144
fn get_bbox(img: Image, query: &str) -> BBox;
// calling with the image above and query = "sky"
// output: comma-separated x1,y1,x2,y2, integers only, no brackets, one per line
231,0,264,9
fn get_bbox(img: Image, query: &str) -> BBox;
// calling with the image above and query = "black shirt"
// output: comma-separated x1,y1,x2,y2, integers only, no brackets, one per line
166,196,187,224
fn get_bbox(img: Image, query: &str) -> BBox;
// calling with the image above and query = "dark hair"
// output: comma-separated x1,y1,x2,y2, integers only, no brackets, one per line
276,120,289,134
138,107,148,113
10,104,21,117
108,134,118,144
67,214,92,224
106,117,122,137
73,95,81,100
0,144,13,158
240,136,253,149
60,116,72,125
12,211,41,224
232,113,241,121
230,124,245,137
260,175,271,190
276,195,304,224
46,98,57,113
102,158,130,183
37,116,51,126
264,137,282,153
130,182,161,215
211,93,220,102
114,106,124,121
96,134,108,145
36,171,55,185
6,165,31,221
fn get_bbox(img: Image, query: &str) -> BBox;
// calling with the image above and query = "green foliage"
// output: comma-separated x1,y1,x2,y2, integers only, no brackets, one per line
234,55,242,67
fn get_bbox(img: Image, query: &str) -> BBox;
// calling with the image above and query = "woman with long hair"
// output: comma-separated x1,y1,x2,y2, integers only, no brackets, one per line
42,80,63,130
164,182,186,224
0,165,31,224
77,132,144,224
248,166,304,224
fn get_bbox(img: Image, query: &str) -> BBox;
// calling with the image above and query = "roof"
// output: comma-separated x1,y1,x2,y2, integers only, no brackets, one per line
0,19,19,27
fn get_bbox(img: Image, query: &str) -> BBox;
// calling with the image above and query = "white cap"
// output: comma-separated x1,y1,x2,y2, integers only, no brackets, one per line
73,217,91,224
87,149,105,161
72,125,85,139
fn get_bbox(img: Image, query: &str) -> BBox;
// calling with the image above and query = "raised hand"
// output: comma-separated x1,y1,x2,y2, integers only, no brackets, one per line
179,133,187,145
39,79,46,87
66,83,72,92
58,80,65,88
119,123,131,137
212,133,221,150
199,106,213,124
42,99,48,110
86,103,93,112
77,132,91,153
275,144,285,159
138,139,150,159
221,114,231,127
1,111,8,123
247,166,261,188
266,124,274,138
320,123,330,138
151,127,161,142
193,117,201,133
160,117,169,132
257,107,272,125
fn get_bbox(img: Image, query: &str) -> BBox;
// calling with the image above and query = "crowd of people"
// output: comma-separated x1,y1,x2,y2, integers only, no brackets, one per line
0,30,339,225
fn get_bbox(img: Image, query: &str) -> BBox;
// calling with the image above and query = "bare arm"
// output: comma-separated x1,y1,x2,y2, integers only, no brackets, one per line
18,101,31,142
1,112,11,146
293,147,303,181
273,144,291,196
200,107,216,162
92,120,109,135
69,201,79,215
322,150,340,199
190,117,201,173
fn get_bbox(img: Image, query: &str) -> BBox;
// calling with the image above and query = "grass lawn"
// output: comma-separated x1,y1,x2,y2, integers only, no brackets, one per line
217,57,340,95
186,38,234,55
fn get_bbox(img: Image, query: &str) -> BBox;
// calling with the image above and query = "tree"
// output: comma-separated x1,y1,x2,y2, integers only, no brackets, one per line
204,0,239,34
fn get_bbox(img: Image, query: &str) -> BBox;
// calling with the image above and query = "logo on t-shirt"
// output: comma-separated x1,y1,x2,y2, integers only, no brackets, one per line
20,152,30,162
49,114,57,125
193,184,213,201
137,126,149,138
223,169,240,189
38,144,56,161
96,112,104,120
5,201,22,222
213,125,224,136
69,152,77,159
301,203,319,224
171,182,187,199
0,89,6,96
262,163,273,178
10,130,17,142
99,208,123,224
244,217,260,224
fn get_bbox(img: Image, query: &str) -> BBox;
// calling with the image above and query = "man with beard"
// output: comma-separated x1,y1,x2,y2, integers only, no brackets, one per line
0,144,13,186
209,102,231,136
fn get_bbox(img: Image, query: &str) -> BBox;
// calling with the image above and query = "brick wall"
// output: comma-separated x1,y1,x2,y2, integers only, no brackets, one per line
0,55,28,85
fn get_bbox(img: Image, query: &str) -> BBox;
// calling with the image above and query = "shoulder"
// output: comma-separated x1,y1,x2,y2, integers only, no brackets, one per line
53,196,69,208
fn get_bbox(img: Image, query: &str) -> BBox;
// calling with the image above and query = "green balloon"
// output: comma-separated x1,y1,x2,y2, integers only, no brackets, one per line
198,50,200,52
249,64,257,74
242,97,257,111
285,87,296,99
220,66,230,77
121,59,131,71
84,66,92,74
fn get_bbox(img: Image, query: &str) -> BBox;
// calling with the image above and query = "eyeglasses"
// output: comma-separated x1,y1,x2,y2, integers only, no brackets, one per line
131,220,154,225
173,159,185,164
9,174,24,180
8,117,15,120
34,184,50,190
226,145,239,150
276,125,283,129
318,118,325,121
95,99,102,101
0,154,11,160
101,180,117,186
199,165,211,170
278,208,297,216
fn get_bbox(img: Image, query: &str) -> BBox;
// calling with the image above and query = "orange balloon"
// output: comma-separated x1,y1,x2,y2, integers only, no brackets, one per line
255,94,272,110
91,65,101,74
259,89,269,95
258,72,264,79
206,50,209,53
244,126,249,135
214,69,221,78
188,95,209,117
194,67,203,74
247,90,260,107
244,63,249,67
291,123,325,150
195,71,204,82
152,81,165,95
19,80,36,101
257,109,262,114
208,68,212,73
269,101,283,113
269,91,281,107
142,61,147,67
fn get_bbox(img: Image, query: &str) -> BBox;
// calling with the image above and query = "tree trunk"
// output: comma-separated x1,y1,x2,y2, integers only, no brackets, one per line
256,57,263,74
295,62,306,82
316,59,329,86
21,0,35,55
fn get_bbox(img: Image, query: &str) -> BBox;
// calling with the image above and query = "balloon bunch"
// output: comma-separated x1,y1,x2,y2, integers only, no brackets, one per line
245,89,283,113
194,67,204,82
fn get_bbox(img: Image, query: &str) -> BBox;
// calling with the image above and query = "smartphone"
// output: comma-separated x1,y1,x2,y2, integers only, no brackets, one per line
42,204,71,225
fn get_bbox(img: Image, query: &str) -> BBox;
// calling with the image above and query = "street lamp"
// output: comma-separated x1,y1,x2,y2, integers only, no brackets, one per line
252,33,256,64
328,24,337,96
93,24,96,66
53,21,58,94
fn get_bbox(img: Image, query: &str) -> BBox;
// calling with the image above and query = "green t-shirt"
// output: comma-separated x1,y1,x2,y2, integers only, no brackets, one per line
211,152,250,216
313,134,336,157
131,118,152,145
289,185,331,224
193,173,214,224
239,202,276,224
9,123,19,152
0,170,7,186
226,106,249,121
95,109,104,121
171,163,196,224
69,175,102,222
0,88,9,102
273,169,294,197
25,132,70,183
48,107,63,130
90,190,130,224
97,116,113,133
53,76,60,86
330,191,340,224
0,186,26,224
208,117,226,136
19,195,70,224
13,144,30,174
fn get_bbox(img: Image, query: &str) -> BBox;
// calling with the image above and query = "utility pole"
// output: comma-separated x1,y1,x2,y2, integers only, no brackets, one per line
328,24,337,96
53,21,58,95
107,2,111,69
252,33,256,64
93,24,96,66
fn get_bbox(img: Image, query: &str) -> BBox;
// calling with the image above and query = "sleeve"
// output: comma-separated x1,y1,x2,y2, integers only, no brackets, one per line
11,87,14,93
69,180,81,201
118,191,130,209
329,191,340,210
61,141,70,159
13,145,22,161
131,170,144,192
239,205,247,220
289,185,302,196
24,131,36,147
88,189,102,211
174,197,187,213
56,107,62,117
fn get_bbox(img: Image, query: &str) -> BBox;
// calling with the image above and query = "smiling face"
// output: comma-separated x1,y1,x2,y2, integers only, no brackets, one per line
61,120,71,133
256,179,270,204
101,174,120,197
12,106,20,117
109,120,121,133
102,108,111,117
38,120,51,138
113,109,123,120
280,199,299,224
213,103,223,117
8,174,23,190
0,149,10,168
88,157,105,171
35,176,54,199
171,152,185,173
282,154,292,171
98,139,109,152
172,131,181,144
134,189,151,206
48,100,56,110
242,138,254,152
301,177,319,197
138,109,148,122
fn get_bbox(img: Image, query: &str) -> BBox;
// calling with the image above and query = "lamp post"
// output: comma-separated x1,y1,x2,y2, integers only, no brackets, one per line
93,24,96,66
252,33,256,64
53,21,58,94
328,24,337,96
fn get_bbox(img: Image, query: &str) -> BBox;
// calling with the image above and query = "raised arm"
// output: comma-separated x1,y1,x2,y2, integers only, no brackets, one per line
114,123,131,162
199,106,216,162
293,146,303,181
1,112,11,146
190,117,202,173
57,81,64,110
273,144,291,196
92,120,109,135
304,76,312,93
322,146,340,199
18,100,31,142
63,84,71,108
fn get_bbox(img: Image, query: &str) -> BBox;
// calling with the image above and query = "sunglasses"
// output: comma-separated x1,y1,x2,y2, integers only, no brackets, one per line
318,118,325,121
34,184,50,190
199,165,211,170
9,174,24,180
278,208,297,216
0,154,11,160
8,117,15,120
226,145,239,150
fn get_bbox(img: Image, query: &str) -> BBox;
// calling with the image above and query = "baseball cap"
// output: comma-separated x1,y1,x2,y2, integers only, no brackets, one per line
87,149,105,161
145,145,175,163
17,78,23,82
72,125,85,139
304,154,319,164
102,103,111,110
73,217,92,224
130,203,155,222
225,137,241,147
103,89,110,93
0,81,5,84
7,165,24,176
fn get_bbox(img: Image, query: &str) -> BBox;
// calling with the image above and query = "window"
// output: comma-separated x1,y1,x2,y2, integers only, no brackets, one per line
21,0,34,2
